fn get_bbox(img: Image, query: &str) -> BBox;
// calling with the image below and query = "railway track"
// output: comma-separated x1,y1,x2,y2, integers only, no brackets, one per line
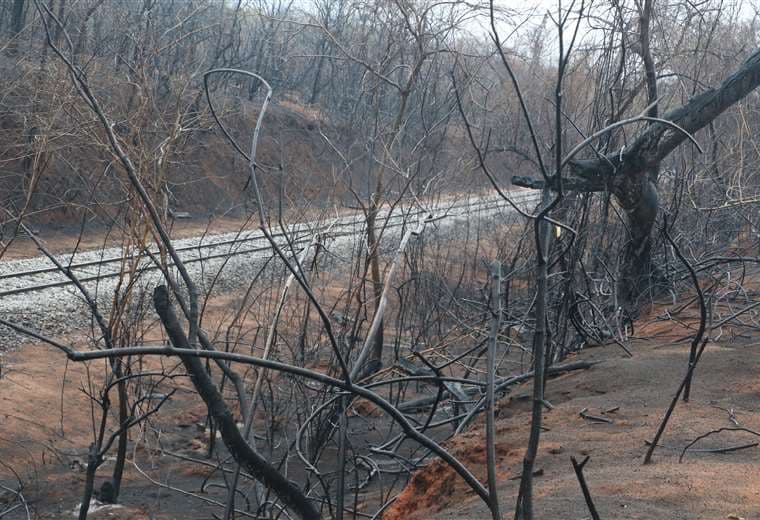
0,191,540,299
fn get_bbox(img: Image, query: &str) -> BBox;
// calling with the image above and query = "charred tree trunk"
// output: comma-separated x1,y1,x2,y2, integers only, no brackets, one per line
514,47,760,310
365,196,385,374
109,379,129,503
153,285,320,520
617,174,660,307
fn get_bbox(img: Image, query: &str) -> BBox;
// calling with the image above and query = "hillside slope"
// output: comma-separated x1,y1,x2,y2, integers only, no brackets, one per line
385,301,760,519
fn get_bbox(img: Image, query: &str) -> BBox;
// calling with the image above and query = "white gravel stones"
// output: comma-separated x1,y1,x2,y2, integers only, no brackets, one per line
0,192,539,350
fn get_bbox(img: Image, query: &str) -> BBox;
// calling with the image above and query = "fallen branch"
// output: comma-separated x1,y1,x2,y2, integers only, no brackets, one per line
679,427,760,462
579,408,613,424
398,360,598,413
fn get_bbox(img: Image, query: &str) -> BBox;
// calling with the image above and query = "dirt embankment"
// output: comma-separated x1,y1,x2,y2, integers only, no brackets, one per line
2,264,758,519
1,89,342,232
385,303,760,519
0,336,248,518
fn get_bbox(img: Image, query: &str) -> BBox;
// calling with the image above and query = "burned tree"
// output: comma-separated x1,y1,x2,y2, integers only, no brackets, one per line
514,47,760,308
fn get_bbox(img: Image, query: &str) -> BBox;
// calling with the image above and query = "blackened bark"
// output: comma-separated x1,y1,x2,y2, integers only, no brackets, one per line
366,199,385,374
569,48,760,185
617,176,660,306
514,48,760,307
153,285,320,520
109,380,129,503
78,443,100,519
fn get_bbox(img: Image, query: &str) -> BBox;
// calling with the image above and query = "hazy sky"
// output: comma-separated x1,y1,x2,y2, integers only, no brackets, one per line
478,0,757,59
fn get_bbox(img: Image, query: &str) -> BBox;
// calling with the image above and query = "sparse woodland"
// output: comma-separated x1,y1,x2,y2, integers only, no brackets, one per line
0,0,759,518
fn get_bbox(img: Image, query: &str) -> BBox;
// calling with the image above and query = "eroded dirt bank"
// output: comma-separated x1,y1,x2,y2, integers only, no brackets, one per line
386,308,760,519
2,292,758,519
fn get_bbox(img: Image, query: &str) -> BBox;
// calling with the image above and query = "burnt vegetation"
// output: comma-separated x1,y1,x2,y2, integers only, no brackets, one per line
0,0,759,519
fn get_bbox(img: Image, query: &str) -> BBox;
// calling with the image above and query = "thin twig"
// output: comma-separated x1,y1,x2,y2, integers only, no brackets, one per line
679,427,760,462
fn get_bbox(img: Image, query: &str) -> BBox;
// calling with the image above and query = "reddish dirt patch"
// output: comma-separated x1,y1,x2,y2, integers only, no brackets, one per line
385,459,459,518
0,336,243,518
385,432,519,520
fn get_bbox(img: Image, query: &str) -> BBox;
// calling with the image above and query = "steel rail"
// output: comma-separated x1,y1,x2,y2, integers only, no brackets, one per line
0,193,538,298
0,194,532,281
